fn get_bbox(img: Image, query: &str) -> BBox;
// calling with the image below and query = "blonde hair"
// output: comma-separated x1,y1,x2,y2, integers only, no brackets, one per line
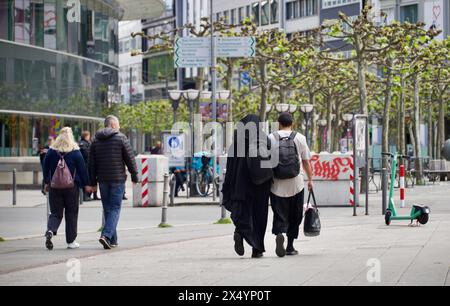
51,127,80,153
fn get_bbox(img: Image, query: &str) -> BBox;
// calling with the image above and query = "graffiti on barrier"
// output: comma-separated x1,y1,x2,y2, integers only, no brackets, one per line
310,155,353,181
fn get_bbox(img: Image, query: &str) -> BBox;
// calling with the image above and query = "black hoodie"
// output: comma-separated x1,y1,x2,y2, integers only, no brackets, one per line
88,128,138,185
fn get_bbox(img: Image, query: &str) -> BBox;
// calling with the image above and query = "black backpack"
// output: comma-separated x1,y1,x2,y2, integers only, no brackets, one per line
273,131,300,179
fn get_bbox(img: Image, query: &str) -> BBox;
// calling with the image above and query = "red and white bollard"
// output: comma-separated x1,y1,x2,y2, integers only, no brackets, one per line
140,157,150,207
349,160,355,207
399,164,405,208
133,156,150,208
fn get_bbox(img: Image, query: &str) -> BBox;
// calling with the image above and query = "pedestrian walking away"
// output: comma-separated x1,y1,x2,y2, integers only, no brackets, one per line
43,127,90,250
269,112,313,257
88,115,138,250
222,114,273,258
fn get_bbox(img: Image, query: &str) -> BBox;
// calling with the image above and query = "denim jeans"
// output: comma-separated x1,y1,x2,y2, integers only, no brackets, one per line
99,182,125,244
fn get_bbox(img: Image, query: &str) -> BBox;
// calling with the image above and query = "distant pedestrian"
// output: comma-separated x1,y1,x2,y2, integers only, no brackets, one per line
89,115,138,249
269,112,313,257
43,127,90,250
222,114,273,258
79,131,92,202
150,141,163,155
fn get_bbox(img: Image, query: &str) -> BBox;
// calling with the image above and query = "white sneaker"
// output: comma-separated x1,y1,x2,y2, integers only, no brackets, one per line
67,241,80,249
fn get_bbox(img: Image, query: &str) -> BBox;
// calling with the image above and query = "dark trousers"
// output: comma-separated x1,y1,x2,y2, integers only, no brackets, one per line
99,182,125,244
270,190,304,239
231,182,271,253
47,186,80,244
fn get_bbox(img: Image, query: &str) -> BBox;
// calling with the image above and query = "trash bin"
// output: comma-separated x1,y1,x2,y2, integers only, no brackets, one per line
133,155,168,207
306,152,355,207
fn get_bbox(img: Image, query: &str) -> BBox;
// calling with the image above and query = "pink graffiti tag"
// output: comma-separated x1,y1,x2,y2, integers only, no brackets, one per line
311,155,353,181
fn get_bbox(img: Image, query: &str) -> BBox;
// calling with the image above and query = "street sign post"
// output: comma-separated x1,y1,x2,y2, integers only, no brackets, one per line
174,37,256,68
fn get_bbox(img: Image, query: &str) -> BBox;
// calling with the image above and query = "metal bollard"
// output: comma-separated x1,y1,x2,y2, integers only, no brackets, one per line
381,168,387,215
169,174,175,207
159,173,170,227
12,169,17,206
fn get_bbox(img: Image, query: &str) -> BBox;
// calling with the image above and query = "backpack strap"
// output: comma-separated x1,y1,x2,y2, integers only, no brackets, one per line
273,132,280,141
289,131,297,140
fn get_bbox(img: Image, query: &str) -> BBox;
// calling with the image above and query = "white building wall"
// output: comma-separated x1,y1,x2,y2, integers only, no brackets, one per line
378,0,447,40
119,20,144,103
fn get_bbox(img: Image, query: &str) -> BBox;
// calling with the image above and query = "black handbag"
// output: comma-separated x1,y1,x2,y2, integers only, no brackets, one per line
304,190,321,237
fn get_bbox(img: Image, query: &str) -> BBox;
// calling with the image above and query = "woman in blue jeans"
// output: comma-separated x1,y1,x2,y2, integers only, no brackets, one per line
43,127,90,250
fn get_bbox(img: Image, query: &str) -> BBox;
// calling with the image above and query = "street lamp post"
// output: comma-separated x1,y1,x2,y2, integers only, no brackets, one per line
342,113,354,153
215,90,230,205
168,90,183,124
300,104,314,146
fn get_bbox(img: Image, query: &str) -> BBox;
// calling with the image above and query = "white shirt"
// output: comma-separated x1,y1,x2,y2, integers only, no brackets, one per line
269,130,312,198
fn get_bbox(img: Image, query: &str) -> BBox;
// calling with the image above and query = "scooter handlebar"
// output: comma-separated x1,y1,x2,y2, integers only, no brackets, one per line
381,152,394,157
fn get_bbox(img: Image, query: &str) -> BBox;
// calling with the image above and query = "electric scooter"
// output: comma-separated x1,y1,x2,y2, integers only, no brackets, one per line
382,152,430,226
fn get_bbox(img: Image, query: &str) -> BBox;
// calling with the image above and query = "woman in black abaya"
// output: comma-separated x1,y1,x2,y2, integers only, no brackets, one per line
222,114,273,258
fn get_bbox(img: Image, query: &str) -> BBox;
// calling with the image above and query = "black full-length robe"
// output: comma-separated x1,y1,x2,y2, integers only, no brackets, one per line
222,115,273,253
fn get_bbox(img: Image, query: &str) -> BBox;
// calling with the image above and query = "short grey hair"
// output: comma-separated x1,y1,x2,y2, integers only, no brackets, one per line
104,115,119,128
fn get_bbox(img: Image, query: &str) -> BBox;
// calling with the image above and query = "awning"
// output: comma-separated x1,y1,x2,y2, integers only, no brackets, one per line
117,0,166,21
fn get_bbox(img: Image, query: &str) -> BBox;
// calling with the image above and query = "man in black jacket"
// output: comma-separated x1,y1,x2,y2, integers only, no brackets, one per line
89,115,138,249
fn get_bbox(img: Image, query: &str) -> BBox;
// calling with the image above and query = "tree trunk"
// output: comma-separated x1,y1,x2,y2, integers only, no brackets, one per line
309,90,318,152
259,62,268,122
437,93,446,159
408,120,417,157
398,75,406,155
427,99,433,159
326,93,333,152
333,100,342,152
357,59,368,115
382,68,392,168
434,121,438,159
412,76,424,184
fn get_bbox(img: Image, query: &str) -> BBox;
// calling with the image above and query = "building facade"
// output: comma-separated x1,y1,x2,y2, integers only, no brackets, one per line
141,0,178,100
0,0,123,157
119,19,144,104
377,0,449,40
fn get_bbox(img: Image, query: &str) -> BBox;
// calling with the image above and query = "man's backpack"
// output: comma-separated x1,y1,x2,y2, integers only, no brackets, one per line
51,151,76,189
273,131,300,179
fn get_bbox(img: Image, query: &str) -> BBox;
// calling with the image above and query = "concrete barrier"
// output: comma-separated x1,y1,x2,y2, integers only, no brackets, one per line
305,152,354,207
133,155,169,207
0,157,42,188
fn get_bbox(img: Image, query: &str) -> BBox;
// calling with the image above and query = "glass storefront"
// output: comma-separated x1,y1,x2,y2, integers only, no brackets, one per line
0,113,101,157
0,0,120,66
0,0,122,156
0,40,118,116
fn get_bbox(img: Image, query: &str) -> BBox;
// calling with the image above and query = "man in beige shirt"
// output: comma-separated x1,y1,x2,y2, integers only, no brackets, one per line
269,112,313,257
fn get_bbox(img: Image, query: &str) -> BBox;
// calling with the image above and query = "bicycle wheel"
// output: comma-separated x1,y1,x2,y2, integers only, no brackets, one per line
196,171,211,197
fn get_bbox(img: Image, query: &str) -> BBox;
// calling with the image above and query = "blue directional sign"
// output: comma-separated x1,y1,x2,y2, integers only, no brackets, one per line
241,71,251,86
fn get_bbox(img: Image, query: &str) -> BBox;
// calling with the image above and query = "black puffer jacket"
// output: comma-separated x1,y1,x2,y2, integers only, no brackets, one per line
89,128,138,185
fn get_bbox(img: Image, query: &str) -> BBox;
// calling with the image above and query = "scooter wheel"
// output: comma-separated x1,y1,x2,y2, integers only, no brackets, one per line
417,213,429,225
385,210,392,226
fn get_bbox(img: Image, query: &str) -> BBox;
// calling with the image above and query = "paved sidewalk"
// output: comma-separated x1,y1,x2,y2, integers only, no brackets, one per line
0,182,449,286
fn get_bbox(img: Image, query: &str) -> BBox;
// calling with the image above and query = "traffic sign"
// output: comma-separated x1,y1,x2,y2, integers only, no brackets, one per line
174,36,256,68
217,37,256,58
241,71,251,85
174,37,211,68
